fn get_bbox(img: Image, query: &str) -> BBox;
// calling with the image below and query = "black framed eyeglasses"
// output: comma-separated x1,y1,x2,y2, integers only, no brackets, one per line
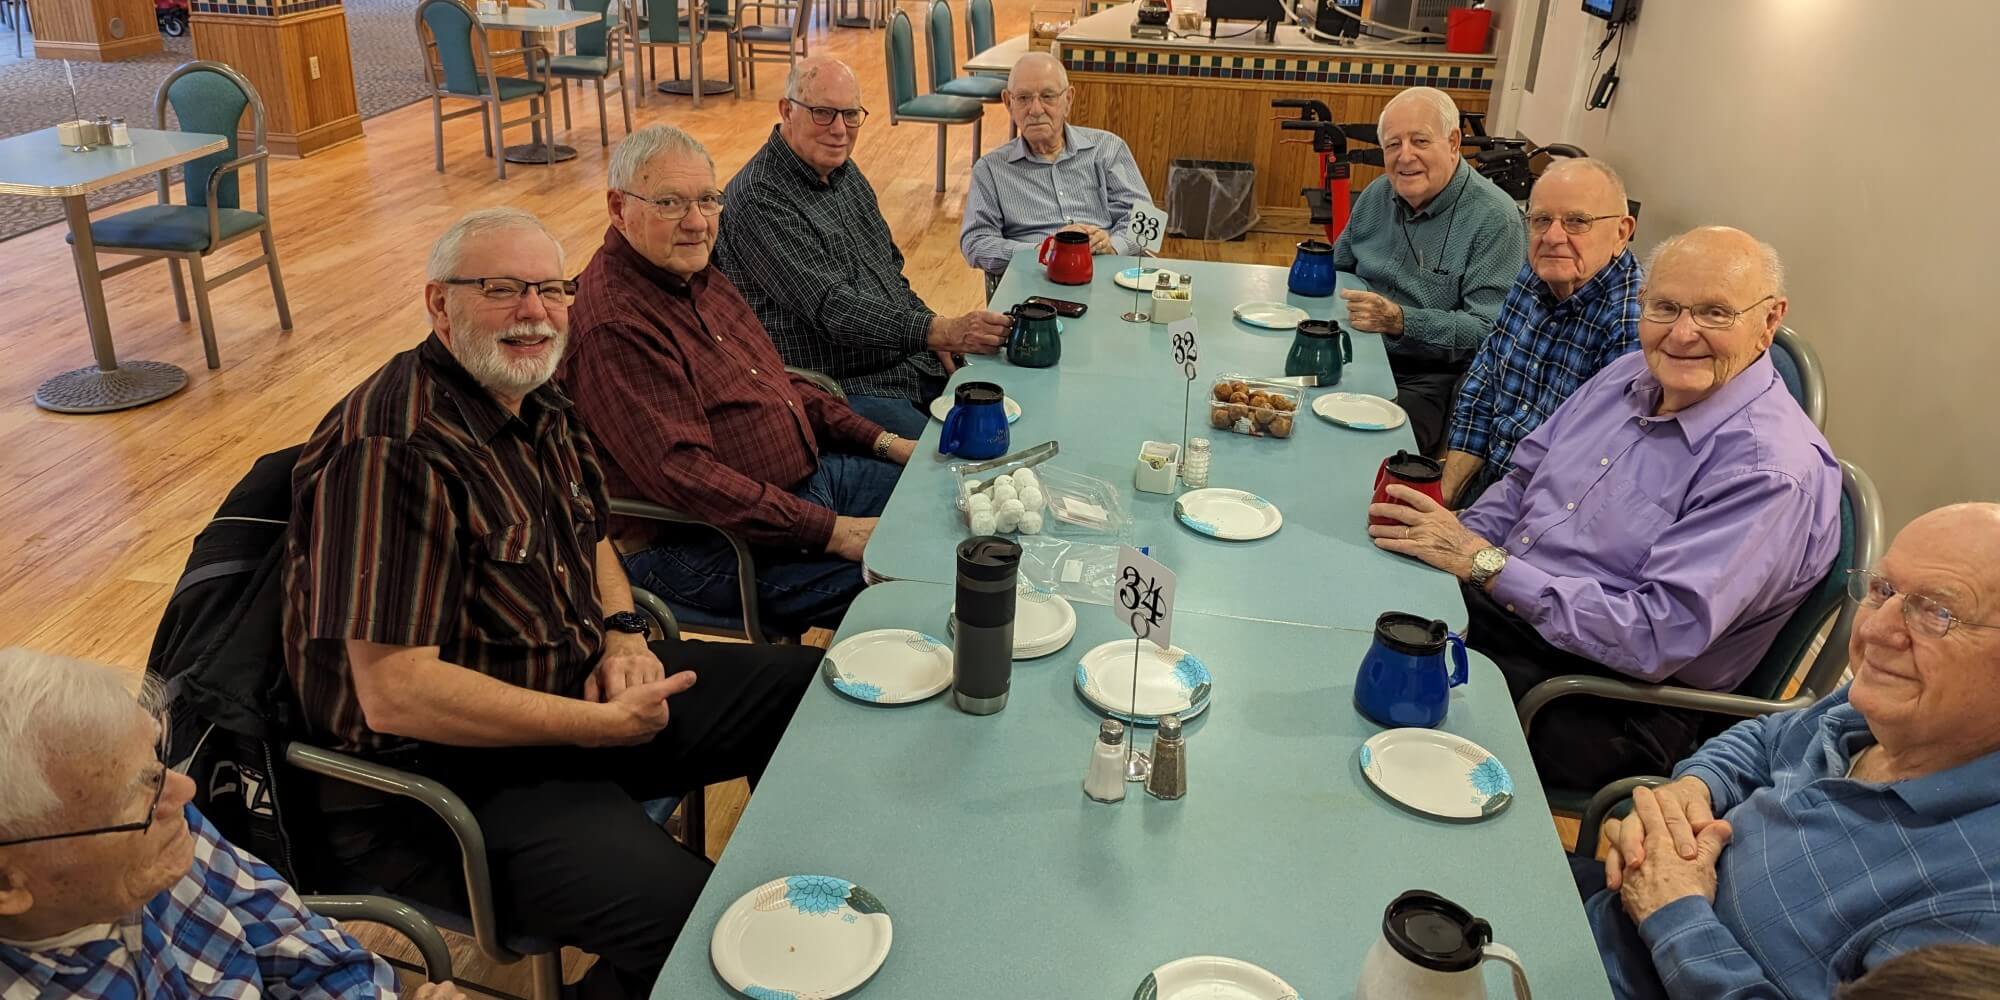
1847,569,2000,639
617,190,725,221
1525,212,1624,235
441,276,579,306
0,750,169,849
1639,293,1774,330
789,101,868,128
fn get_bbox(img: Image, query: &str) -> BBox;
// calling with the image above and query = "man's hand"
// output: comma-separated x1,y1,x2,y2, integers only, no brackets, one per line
411,982,467,1000
885,436,916,465
589,673,695,746
585,631,665,702
826,515,877,562
1604,775,1717,890
928,311,1011,356
1367,484,1492,580
1060,222,1117,255
1617,784,1734,924
1340,289,1405,335
936,350,962,375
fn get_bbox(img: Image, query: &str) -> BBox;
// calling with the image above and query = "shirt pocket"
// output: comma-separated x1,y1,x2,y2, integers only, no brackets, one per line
475,522,558,642
1576,476,1674,583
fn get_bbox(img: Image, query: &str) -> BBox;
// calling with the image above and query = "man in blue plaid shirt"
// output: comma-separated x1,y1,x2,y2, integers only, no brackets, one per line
1441,159,1641,506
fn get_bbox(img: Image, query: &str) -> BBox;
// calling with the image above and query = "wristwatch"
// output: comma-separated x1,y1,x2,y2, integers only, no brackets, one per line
873,432,900,459
605,610,650,635
1468,546,1509,587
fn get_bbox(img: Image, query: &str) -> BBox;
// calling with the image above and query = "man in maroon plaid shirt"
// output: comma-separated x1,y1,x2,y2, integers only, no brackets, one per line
560,125,914,632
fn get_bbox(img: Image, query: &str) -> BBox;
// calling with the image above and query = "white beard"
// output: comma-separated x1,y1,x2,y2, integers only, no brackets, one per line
448,312,566,400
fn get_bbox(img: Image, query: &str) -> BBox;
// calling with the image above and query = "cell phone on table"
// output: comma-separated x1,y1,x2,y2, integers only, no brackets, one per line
1024,296,1088,318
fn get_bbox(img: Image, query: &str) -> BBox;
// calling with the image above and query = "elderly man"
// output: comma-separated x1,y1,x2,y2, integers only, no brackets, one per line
1442,158,1641,506
285,207,822,997
561,125,913,633
1580,504,2000,999
0,649,455,999
1369,226,1840,788
1333,86,1528,455
959,52,1155,293
716,56,1011,438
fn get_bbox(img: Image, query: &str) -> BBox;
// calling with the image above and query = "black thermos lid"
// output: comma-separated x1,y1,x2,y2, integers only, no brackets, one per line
956,536,1021,628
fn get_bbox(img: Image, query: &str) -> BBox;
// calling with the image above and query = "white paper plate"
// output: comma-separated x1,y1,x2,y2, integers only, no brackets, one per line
1312,392,1408,431
1359,728,1514,820
1174,488,1282,541
1115,265,1183,291
1135,955,1301,1000
1232,301,1310,330
710,875,892,999
929,394,1024,423
950,580,1077,658
819,629,952,705
1075,639,1212,725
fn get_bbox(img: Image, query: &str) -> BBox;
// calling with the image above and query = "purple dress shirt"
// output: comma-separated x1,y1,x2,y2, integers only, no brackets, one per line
1459,350,1840,690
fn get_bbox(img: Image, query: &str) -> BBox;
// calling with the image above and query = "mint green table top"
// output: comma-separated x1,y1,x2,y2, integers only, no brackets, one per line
0,128,228,198
651,582,1613,998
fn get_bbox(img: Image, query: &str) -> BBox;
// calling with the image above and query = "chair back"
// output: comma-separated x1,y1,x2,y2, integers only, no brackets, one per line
924,0,958,90
707,0,729,19
418,0,491,97
967,0,994,56
1769,325,1827,430
570,0,618,57
157,61,264,211
886,9,920,116
1731,458,1882,702
634,0,682,42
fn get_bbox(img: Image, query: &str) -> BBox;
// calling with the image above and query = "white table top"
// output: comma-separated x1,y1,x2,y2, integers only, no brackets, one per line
477,6,601,31
965,35,1032,76
0,128,230,198
1058,0,1497,61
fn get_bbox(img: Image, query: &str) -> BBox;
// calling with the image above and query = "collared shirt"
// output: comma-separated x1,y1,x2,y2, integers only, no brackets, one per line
1331,160,1527,367
1460,351,1840,689
284,334,610,753
1447,250,1643,473
560,226,888,551
0,806,398,1000
959,124,1155,275
715,126,942,402
1585,688,2000,999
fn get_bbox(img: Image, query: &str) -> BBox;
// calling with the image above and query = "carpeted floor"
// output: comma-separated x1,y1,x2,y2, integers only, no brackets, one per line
0,0,430,243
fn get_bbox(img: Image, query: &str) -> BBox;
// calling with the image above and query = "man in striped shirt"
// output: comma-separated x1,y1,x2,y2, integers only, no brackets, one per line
959,52,1155,292
283,208,821,997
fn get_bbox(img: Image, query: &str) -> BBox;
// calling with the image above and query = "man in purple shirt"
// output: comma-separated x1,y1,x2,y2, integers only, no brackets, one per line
1368,226,1841,788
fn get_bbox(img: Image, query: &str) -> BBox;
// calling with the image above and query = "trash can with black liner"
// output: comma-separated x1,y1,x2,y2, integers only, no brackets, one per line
1165,159,1259,241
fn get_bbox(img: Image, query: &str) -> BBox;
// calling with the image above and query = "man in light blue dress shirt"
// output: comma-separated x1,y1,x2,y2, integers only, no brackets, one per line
1583,502,2000,999
959,52,1155,293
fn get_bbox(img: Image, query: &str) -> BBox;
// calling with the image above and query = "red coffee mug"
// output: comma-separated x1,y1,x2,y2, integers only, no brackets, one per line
1038,230,1093,285
1370,450,1446,526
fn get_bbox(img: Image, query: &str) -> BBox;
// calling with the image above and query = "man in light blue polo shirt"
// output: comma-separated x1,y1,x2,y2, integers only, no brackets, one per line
960,52,1154,294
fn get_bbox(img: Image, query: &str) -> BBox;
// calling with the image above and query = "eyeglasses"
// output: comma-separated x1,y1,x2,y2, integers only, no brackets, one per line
0,750,170,849
441,276,578,306
790,102,869,128
1639,294,1774,330
619,190,725,221
1007,88,1069,108
1847,569,2000,639
1525,212,1624,235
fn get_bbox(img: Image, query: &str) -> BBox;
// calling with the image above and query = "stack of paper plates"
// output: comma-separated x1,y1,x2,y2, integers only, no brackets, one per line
949,580,1078,659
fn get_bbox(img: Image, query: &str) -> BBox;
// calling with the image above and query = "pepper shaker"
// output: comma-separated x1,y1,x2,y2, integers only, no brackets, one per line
1145,714,1188,800
1083,719,1127,803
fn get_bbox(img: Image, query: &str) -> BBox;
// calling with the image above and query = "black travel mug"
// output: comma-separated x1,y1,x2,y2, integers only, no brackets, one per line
953,535,1021,715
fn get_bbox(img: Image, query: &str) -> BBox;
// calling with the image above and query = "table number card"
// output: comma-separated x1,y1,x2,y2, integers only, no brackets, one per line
1115,544,1177,650
1129,203,1168,256
1168,318,1198,382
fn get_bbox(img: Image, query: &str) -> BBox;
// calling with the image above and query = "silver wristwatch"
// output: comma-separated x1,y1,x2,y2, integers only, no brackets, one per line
873,432,900,459
1469,545,1508,587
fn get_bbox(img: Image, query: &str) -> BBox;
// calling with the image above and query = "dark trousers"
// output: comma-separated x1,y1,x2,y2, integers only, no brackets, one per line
1461,584,1707,790
1388,355,1467,457
314,637,822,998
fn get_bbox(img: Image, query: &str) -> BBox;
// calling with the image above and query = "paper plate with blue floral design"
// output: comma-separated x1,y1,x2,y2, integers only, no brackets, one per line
1133,955,1300,1000
820,629,952,705
1359,728,1513,821
710,874,893,999
1075,638,1213,726
1174,488,1282,541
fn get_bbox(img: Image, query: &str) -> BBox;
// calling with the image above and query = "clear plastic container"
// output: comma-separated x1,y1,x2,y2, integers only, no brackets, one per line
955,460,1131,542
1206,374,1302,439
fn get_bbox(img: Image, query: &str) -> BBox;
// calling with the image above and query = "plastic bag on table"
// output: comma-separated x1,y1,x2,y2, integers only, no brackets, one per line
1014,536,1124,607
1165,159,1260,241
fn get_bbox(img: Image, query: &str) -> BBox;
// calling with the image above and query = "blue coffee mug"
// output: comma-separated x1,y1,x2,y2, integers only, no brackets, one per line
1353,611,1469,728
1288,239,1336,297
938,381,1011,460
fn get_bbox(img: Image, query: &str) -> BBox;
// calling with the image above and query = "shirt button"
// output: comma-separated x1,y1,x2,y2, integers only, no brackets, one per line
1566,502,1576,511
750,367,759,375
557,565,566,575
1520,535,1531,544
1506,603,1516,613
1600,458,1610,466
787,400,795,408
1517,405,1526,413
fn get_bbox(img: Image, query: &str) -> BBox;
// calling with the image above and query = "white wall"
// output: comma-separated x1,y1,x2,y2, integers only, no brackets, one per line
1502,0,2000,532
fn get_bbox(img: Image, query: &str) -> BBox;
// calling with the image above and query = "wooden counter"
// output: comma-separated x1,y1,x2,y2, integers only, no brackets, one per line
25,0,163,61
1056,1,1496,229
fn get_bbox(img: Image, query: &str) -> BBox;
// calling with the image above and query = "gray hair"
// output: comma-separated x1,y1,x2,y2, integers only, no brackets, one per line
1378,86,1460,142
0,648,150,839
608,124,715,192
1646,226,1787,297
784,57,859,103
425,207,565,282
1533,157,1628,216
1007,51,1069,92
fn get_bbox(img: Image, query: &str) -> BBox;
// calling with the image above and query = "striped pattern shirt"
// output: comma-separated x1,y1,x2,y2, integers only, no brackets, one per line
716,126,943,403
959,125,1155,276
1446,250,1642,474
1584,688,2000,999
1331,160,1527,368
0,806,397,1000
284,334,610,753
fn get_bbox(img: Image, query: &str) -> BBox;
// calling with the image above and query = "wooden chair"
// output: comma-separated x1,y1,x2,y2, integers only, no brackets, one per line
416,0,555,179
885,9,983,193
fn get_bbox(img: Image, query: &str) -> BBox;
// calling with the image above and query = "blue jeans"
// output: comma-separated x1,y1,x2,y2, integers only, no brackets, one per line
1570,854,1670,1000
844,392,933,440
622,453,903,633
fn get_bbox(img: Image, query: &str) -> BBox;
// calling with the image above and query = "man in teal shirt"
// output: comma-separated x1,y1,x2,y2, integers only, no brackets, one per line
1333,86,1527,454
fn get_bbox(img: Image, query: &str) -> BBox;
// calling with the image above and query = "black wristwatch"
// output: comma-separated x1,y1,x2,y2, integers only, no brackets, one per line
605,611,650,635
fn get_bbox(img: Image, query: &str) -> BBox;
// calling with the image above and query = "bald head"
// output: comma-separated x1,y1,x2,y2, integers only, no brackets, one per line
778,56,863,181
1637,226,1788,413
1525,157,1633,298
1646,225,1784,298
784,55,858,104
1007,51,1067,92
1898,504,2000,589
1005,52,1073,155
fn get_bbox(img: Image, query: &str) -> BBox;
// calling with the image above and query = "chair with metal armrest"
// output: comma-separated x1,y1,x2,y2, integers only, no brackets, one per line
417,0,556,179
785,364,846,400
299,895,456,985
1770,325,1827,430
1569,775,1668,858
547,0,634,147
609,497,780,644
732,0,812,94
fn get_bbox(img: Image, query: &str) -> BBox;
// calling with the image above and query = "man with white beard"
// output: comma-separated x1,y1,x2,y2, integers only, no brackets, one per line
282,207,821,998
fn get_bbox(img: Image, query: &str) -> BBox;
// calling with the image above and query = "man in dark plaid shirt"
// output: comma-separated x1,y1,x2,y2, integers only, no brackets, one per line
1442,159,1642,506
715,56,1012,438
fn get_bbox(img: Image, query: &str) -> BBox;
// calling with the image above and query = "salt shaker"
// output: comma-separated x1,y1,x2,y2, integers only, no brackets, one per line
1083,719,1127,803
1145,714,1188,800
1181,437,1211,488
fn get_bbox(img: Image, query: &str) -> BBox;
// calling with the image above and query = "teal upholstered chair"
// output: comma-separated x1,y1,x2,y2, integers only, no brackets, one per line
631,0,733,109
547,0,633,146
926,0,1004,123
966,0,994,57
1521,458,1883,814
886,9,984,193
731,0,812,93
1770,325,1827,430
416,0,555,179
69,61,290,372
